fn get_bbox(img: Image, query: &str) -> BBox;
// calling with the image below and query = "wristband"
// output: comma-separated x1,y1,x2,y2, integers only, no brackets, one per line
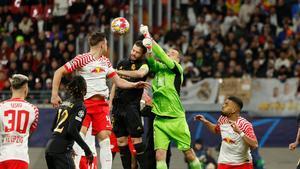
240,132,245,137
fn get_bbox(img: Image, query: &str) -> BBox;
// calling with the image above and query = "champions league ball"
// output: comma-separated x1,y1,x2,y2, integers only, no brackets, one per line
111,17,130,35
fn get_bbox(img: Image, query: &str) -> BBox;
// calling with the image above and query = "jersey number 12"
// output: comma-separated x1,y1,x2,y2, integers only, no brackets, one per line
54,109,69,133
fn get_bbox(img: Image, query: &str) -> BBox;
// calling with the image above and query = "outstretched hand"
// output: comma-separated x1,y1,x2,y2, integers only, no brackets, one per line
194,115,208,123
140,24,150,37
289,142,298,151
134,81,151,89
142,37,152,52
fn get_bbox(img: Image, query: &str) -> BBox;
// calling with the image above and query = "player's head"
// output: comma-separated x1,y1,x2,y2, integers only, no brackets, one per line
167,49,180,63
221,96,243,117
10,74,29,98
88,31,107,55
130,40,147,61
67,75,87,100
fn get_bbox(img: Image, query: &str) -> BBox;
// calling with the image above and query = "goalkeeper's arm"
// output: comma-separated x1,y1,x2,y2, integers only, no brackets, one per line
140,24,176,70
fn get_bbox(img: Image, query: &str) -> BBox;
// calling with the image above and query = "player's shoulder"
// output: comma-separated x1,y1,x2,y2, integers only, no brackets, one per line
99,56,113,66
218,115,228,124
237,117,252,127
68,99,86,112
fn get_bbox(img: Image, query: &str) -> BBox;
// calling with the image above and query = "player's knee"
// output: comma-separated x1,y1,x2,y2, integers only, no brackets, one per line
184,149,196,162
156,149,167,161
96,130,111,141
131,137,142,144
117,136,128,146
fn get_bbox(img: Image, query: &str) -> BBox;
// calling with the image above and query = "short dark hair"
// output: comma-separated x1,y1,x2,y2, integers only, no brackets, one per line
134,40,147,54
228,96,243,110
10,74,28,90
88,31,106,46
67,76,87,100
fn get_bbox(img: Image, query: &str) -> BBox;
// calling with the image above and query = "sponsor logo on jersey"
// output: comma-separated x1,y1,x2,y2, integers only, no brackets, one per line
223,137,235,144
91,67,104,73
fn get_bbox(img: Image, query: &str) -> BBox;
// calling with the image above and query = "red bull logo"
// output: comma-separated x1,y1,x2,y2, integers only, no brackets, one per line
91,67,104,73
223,137,235,144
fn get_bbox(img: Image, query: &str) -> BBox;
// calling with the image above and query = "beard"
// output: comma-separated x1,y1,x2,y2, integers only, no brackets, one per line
221,111,230,117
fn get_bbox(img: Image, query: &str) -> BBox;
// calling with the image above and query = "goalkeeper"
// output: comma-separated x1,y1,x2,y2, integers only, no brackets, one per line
140,25,202,169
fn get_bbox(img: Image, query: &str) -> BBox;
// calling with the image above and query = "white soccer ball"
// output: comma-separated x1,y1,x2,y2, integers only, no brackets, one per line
111,17,130,35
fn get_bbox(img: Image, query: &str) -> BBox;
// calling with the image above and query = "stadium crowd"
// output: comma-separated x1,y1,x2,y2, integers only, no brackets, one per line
1,0,300,90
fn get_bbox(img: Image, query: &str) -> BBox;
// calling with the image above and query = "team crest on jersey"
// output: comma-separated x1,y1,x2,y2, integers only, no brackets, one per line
223,137,235,144
78,110,84,118
131,64,136,70
91,67,104,73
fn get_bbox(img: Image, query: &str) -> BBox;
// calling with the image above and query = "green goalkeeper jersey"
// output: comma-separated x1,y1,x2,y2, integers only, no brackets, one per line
146,43,185,118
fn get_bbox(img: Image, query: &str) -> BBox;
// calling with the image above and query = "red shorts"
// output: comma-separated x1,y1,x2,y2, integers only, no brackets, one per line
0,160,28,169
218,163,253,169
80,156,98,169
109,132,136,155
83,99,112,135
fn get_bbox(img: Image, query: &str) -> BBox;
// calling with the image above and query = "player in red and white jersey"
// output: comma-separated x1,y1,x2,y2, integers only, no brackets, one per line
195,96,258,169
51,31,149,169
0,74,39,169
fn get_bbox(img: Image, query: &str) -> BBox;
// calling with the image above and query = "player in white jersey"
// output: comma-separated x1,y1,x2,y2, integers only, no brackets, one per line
0,74,39,169
195,96,258,169
74,125,98,169
51,31,149,169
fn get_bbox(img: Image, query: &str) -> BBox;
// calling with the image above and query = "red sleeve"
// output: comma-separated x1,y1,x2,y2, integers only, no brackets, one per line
239,120,257,140
215,116,224,133
30,105,39,133
243,123,257,140
64,54,94,72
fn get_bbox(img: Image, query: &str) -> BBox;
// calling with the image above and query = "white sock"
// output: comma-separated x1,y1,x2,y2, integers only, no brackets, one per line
99,138,112,169
73,132,86,169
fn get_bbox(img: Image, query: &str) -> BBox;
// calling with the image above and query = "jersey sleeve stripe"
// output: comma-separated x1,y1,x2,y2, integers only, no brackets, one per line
107,71,117,79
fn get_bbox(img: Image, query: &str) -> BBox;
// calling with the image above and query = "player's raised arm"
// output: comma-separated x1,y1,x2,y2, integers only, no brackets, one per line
51,66,69,107
194,114,219,134
142,38,166,73
140,25,176,70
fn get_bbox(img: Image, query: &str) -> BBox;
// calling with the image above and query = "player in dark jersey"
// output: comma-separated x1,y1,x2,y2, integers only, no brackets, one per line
110,40,149,169
45,76,93,169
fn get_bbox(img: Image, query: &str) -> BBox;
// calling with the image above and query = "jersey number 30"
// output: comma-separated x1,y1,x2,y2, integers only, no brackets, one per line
54,109,69,133
4,110,29,134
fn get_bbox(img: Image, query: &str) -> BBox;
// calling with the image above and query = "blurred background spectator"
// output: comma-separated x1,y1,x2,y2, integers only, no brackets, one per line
1,0,300,99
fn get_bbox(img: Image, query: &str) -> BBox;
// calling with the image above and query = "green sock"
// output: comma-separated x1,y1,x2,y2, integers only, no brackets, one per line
189,158,202,169
156,160,168,169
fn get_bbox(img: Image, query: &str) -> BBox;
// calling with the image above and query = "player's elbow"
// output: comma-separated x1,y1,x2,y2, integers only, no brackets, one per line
250,141,258,150
136,72,145,78
55,66,68,76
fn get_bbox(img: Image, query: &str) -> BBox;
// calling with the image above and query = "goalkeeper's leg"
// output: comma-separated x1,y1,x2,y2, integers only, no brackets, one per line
184,149,202,169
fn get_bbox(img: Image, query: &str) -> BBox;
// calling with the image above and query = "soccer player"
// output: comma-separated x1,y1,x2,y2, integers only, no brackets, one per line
140,25,202,169
51,31,149,169
110,40,149,169
46,75,93,169
0,74,39,169
289,113,300,169
194,96,258,169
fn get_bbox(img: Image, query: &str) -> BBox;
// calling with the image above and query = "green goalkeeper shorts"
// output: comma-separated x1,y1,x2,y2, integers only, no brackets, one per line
153,116,191,151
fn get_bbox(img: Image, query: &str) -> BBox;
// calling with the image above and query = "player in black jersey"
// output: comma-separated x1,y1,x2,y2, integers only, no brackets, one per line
110,40,149,169
45,76,93,169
